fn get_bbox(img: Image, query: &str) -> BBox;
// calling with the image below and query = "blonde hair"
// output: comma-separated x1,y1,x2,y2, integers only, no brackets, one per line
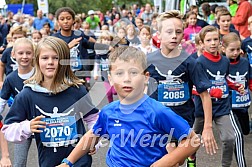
126,24,137,36
222,32,241,48
10,25,27,37
97,30,114,43
157,10,182,32
12,38,34,52
109,46,147,73
248,15,252,25
25,36,83,93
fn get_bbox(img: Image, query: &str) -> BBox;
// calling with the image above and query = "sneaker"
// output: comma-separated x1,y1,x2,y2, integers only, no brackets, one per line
186,157,196,167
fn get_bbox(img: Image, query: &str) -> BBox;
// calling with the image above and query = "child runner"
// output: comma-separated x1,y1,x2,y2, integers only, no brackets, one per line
94,31,117,103
0,38,35,167
0,26,27,88
2,36,99,167
135,25,157,55
183,11,202,53
126,24,140,46
31,30,42,45
52,7,111,91
56,46,201,167
193,25,245,167
222,32,251,167
146,11,217,166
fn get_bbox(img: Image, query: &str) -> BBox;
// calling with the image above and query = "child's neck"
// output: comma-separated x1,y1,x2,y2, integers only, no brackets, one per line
161,47,180,58
60,29,72,36
141,42,150,48
203,51,221,62
127,34,134,39
41,80,53,91
18,66,33,75
220,29,229,35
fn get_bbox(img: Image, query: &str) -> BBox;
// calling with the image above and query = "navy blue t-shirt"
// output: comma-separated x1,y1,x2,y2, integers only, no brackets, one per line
1,70,26,100
4,85,98,167
228,57,252,111
147,50,211,127
1,47,18,75
195,54,231,118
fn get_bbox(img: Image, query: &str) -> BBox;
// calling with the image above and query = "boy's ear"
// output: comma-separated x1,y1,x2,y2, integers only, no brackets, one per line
199,40,204,47
108,74,114,86
221,46,226,54
11,51,15,59
156,31,161,40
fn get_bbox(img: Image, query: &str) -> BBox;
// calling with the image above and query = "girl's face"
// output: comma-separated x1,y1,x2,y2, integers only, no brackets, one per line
217,15,231,32
139,28,151,44
32,33,42,44
187,14,197,26
223,41,241,59
43,25,50,33
57,12,74,31
39,47,59,82
101,36,111,45
127,27,134,36
201,31,220,55
117,29,126,38
12,44,34,68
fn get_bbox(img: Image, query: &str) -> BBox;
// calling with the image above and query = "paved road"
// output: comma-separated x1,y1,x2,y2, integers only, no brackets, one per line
2,80,252,167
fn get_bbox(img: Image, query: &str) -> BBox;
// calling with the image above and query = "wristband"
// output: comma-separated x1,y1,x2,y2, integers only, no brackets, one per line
61,158,73,167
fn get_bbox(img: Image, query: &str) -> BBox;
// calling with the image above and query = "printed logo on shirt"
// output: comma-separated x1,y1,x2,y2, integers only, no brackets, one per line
114,119,122,126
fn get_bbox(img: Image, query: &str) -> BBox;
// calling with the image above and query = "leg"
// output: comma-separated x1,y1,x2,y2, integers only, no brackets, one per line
13,138,32,167
214,115,235,167
104,81,113,103
231,110,247,167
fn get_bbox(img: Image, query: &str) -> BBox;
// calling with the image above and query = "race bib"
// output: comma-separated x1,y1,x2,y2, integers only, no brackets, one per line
231,89,251,108
70,46,82,71
189,33,197,43
210,79,229,98
40,116,78,147
158,81,190,106
100,58,109,71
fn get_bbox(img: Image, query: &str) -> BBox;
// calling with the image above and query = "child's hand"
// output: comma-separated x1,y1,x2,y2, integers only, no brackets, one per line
0,156,12,167
68,37,82,49
30,115,46,133
237,84,245,95
88,140,103,155
88,147,97,155
94,76,99,81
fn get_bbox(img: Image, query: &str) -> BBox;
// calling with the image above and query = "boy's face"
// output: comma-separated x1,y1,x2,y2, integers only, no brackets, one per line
217,15,231,32
108,59,149,104
12,33,25,42
12,43,34,68
57,12,74,31
200,31,220,55
158,18,183,51
248,22,252,32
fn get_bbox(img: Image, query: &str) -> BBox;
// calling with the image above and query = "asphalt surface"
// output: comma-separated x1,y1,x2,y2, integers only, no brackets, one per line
1,80,252,167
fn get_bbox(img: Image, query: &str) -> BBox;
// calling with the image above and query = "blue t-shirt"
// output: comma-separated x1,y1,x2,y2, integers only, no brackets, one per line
195,54,231,118
241,37,252,67
33,17,50,30
93,94,191,167
147,50,211,127
4,85,98,167
1,47,18,75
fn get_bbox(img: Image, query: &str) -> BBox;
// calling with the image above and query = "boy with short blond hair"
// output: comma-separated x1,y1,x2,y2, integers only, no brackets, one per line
57,46,200,167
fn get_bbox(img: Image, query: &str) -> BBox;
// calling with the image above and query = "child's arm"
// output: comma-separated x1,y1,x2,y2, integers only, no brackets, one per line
199,91,218,155
226,76,245,94
0,129,11,167
56,130,100,167
0,61,5,89
1,115,46,143
151,131,200,167
93,62,100,81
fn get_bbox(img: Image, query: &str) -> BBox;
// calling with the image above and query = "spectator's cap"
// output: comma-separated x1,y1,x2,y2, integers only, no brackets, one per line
88,10,95,15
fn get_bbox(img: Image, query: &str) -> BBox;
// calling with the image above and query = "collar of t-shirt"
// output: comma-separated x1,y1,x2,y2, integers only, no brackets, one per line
119,94,149,114
18,67,35,80
203,51,221,62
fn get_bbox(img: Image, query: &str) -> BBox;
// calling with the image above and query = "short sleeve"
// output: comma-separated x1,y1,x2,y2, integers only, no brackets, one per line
92,110,107,137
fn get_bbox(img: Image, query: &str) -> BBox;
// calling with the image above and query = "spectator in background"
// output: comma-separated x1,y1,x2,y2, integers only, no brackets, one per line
232,0,252,39
135,17,144,32
43,22,53,36
85,10,100,31
33,10,50,30
189,5,209,28
0,14,9,46
141,3,153,26
127,12,135,25
112,13,120,25
48,13,55,30
227,0,238,17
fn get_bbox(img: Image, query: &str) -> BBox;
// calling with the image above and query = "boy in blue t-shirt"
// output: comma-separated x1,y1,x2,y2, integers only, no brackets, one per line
57,46,200,167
